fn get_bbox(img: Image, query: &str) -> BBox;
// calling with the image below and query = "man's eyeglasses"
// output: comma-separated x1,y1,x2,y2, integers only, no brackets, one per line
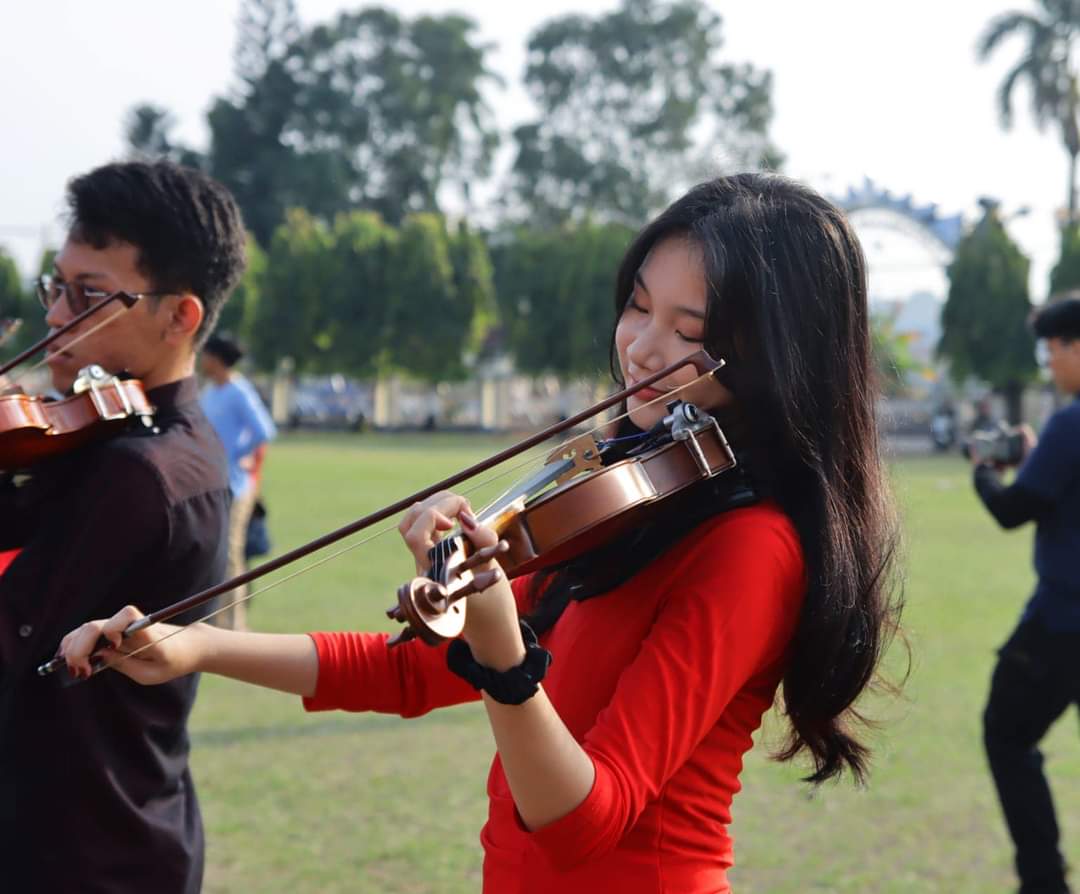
35,275,167,316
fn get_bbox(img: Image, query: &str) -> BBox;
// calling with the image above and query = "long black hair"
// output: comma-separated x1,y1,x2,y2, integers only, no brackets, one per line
527,173,902,784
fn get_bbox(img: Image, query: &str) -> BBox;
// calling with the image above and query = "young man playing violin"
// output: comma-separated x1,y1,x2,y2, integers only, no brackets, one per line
0,160,246,893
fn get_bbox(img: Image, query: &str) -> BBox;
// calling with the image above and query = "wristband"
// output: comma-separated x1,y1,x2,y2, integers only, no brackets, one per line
446,619,552,705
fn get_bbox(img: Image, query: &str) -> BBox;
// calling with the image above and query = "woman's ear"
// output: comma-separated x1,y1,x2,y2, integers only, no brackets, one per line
161,294,205,346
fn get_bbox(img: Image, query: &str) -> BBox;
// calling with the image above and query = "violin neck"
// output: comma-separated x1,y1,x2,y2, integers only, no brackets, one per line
481,455,578,523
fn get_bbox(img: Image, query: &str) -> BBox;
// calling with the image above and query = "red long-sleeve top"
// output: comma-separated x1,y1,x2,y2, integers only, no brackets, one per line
304,503,805,893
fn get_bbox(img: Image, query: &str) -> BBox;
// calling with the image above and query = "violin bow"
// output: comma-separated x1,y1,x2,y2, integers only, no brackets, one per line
37,350,725,678
0,293,134,379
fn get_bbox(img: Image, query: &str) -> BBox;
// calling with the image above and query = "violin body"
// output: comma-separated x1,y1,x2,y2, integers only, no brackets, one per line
389,401,737,646
0,366,153,470
491,428,736,578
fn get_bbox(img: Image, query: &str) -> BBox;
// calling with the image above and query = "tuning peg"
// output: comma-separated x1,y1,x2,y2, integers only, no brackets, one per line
448,566,504,600
456,541,510,575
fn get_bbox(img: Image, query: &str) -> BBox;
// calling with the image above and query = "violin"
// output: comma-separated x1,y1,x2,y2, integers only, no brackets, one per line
387,400,736,646
37,350,730,678
0,364,155,470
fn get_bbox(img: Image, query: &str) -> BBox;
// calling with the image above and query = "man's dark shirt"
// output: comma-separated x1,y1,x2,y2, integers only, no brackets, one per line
974,395,1080,631
0,376,230,893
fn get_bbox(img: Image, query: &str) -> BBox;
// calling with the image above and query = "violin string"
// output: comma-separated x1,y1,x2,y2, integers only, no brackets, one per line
457,368,720,517
88,368,721,673
108,520,404,668
4,312,127,388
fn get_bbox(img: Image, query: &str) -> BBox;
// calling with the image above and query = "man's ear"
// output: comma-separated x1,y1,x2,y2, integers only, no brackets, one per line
161,294,204,346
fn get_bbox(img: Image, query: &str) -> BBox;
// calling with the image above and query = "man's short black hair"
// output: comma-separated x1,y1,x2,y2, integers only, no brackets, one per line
203,334,244,368
65,160,246,346
1032,297,1080,341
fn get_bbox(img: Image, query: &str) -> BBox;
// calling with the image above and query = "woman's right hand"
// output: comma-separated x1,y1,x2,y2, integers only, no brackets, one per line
59,605,206,685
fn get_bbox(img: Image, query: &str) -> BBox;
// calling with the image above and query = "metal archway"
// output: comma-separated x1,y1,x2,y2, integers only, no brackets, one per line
833,178,963,268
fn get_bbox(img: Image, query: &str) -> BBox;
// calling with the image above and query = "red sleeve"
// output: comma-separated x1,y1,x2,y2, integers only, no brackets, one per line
527,507,805,868
0,550,18,576
301,571,541,716
302,631,479,716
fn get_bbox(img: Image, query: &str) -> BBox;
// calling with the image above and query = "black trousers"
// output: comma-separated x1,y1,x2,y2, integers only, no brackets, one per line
984,617,1080,894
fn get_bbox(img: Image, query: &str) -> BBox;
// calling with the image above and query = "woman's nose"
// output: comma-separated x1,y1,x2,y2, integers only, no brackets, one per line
626,323,664,371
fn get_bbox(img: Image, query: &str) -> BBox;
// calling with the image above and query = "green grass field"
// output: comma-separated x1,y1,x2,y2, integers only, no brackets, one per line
187,434,1080,893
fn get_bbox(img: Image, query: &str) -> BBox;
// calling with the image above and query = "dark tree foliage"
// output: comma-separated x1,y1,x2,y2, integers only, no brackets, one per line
1049,221,1080,296
507,0,781,226
939,207,1038,421
203,3,500,244
491,222,633,377
979,0,1080,218
124,104,204,168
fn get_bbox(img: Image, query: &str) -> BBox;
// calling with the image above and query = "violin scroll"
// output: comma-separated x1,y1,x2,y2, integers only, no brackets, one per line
386,540,510,647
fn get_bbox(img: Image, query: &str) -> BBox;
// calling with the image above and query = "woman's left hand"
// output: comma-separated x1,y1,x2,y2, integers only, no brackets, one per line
397,492,526,670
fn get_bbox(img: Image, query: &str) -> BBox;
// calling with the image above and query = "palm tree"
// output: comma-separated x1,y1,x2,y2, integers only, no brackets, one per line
978,0,1080,220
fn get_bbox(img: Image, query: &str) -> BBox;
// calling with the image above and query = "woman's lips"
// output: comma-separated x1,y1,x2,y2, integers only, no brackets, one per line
630,382,669,403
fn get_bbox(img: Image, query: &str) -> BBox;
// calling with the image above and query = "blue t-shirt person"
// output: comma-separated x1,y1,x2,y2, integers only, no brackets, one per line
200,375,276,498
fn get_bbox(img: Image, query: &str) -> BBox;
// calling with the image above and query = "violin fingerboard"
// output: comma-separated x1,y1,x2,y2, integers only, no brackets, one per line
427,534,463,581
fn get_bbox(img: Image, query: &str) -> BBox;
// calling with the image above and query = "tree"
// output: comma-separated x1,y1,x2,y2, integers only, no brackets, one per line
448,223,497,363
939,205,1038,421
506,0,781,226
871,314,918,397
0,248,39,356
206,0,305,245
248,209,337,372
215,235,266,345
234,0,300,87
284,9,501,225
978,1,1080,218
1049,220,1080,295
491,222,633,377
385,214,469,382
0,248,24,319
124,104,203,167
247,209,490,380
205,4,501,244
325,211,398,377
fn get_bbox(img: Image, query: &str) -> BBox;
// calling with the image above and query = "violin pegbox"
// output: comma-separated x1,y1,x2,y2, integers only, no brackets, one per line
386,540,509,647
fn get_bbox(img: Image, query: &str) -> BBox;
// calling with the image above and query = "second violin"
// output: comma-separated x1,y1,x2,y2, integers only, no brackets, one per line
0,364,154,470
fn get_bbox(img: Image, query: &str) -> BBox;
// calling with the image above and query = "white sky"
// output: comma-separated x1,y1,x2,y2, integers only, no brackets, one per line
0,0,1069,303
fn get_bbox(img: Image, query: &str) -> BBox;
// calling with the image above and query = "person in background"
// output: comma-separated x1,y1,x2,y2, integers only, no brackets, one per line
971,394,999,437
199,334,276,631
971,297,1080,894
1,159,244,894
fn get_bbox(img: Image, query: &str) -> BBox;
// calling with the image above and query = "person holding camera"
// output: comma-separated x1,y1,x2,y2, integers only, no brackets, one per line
971,297,1080,894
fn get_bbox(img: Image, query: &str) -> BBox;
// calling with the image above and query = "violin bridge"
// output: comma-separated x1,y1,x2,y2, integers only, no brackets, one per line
544,433,603,485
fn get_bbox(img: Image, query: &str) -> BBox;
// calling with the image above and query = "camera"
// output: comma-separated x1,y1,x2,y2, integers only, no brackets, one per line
962,424,1027,466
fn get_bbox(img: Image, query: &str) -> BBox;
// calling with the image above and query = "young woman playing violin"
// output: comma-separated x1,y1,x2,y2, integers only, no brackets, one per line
61,173,901,894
